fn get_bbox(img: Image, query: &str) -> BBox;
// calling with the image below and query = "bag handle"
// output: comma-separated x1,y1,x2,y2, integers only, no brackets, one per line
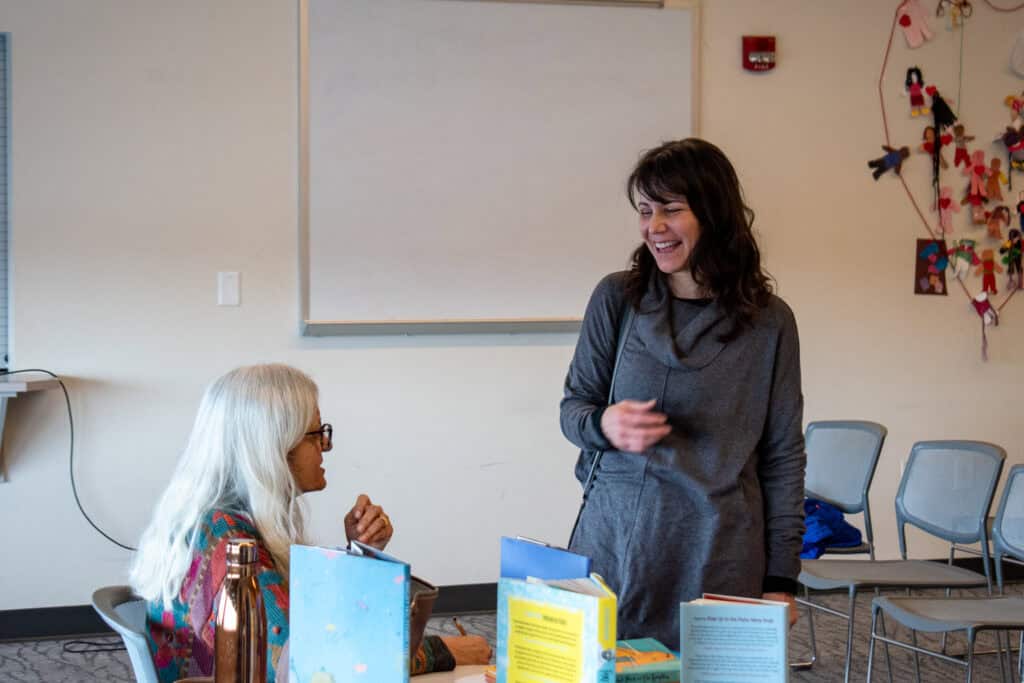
568,302,635,544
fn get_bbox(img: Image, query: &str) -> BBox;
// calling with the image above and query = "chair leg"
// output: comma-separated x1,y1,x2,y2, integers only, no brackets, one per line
908,588,921,683
942,545,955,655
843,586,857,683
1017,630,1022,682
878,605,894,683
966,629,976,683
790,584,817,670
867,605,878,683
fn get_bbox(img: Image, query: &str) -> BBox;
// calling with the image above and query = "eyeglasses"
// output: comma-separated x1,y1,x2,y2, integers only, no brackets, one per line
305,423,333,450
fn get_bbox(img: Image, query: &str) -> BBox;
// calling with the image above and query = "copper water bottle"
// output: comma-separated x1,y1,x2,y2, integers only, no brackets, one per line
215,539,267,683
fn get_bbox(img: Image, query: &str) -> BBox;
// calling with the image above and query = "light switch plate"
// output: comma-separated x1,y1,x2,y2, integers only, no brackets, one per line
217,271,241,306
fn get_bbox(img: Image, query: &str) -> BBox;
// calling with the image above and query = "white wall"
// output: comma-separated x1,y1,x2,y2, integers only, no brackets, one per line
1,0,1022,611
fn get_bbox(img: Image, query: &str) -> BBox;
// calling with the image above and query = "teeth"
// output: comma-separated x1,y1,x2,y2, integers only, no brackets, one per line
655,241,680,249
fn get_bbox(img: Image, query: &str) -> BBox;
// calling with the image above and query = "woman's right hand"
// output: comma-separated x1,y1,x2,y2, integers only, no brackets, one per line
600,399,671,453
440,635,492,665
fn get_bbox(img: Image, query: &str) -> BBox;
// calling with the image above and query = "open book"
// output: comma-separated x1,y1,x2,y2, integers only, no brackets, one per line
680,594,788,683
496,573,617,683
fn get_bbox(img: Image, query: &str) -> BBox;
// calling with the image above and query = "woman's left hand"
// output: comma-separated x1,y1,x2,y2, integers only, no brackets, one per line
762,592,799,628
344,494,393,550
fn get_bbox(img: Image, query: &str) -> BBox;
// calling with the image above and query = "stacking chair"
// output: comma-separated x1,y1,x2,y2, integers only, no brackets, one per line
866,463,1024,683
793,420,887,671
799,440,1005,683
91,585,158,683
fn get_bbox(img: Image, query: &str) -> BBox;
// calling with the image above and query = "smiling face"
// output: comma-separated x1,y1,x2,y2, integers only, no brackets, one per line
636,192,702,276
287,408,330,493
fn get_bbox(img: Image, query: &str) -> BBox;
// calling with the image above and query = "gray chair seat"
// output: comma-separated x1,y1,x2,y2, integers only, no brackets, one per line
822,542,872,555
872,596,1024,633
800,559,987,591
92,586,158,683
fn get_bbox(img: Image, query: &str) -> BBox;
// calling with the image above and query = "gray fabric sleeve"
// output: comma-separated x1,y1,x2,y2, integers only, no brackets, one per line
559,272,628,452
757,300,807,583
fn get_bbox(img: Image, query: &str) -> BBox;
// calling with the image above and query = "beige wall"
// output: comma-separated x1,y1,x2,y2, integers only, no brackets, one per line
0,0,1021,610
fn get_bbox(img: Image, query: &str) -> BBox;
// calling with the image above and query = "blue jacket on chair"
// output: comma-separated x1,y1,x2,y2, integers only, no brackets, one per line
801,498,863,559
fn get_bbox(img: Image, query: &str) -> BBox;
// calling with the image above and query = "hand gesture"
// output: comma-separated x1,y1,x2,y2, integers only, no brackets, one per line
762,592,799,628
600,399,671,453
344,494,393,550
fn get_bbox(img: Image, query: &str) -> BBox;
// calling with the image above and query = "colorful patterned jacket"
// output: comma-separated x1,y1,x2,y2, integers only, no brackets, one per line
144,509,453,682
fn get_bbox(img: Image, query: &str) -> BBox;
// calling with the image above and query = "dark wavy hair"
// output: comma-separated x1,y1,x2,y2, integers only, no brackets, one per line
625,138,773,341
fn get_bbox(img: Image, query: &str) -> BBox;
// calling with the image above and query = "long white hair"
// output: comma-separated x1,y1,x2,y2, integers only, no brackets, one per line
130,363,318,607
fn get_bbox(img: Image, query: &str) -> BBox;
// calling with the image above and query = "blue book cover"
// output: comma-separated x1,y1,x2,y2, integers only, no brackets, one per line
499,536,591,581
289,543,410,682
496,574,616,683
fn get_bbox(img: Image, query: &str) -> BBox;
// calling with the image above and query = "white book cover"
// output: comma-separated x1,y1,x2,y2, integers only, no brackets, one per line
679,594,788,683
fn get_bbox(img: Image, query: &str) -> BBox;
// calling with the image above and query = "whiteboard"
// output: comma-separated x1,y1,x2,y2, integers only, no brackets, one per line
300,0,698,335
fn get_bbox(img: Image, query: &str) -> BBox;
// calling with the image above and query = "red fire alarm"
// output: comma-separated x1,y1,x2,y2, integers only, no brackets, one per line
742,35,776,72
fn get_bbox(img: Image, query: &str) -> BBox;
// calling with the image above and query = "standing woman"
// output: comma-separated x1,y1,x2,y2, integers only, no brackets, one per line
560,139,805,648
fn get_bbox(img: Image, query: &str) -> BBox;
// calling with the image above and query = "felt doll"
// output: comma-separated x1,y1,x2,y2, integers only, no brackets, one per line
1005,93,1024,125
904,67,930,117
1001,228,1023,290
920,126,950,169
937,0,973,29
972,291,999,327
962,191,988,225
986,158,1008,201
1017,191,1024,231
927,86,958,130
987,205,1011,240
934,185,960,234
952,124,974,169
947,238,980,280
867,146,910,180
976,248,1003,294
963,150,989,198
897,0,934,48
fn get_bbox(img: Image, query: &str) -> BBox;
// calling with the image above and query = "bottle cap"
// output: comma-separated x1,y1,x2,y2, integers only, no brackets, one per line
226,539,259,565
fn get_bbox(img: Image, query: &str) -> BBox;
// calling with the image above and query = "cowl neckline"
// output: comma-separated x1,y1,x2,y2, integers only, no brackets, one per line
632,272,730,370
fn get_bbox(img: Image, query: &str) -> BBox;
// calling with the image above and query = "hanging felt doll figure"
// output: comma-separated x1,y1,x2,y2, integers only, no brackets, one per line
919,126,950,169
1005,93,1024,127
926,85,958,130
1017,191,1024,231
867,145,910,180
986,158,1008,201
987,205,1012,240
952,124,974,169
904,67,930,117
976,248,1003,294
1000,228,1023,290
973,292,999,326
962,191,988,225
934,185,960,234
897,0,934,48
963,150,989,199
947,237,980,280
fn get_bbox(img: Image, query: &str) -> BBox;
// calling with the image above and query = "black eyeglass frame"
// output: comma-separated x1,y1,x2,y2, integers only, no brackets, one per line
305,423,333,449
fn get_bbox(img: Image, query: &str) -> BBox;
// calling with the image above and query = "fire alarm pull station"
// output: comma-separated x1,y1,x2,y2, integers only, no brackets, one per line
742,36,776,72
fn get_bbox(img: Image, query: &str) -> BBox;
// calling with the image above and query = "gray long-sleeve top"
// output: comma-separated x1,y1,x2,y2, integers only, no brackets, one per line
561,271,806,647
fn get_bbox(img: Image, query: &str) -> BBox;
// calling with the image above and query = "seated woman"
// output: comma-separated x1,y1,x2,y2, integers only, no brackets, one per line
129,364,490,682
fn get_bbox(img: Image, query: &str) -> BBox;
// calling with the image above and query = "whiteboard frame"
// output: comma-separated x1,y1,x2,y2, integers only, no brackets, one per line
297,0,701,336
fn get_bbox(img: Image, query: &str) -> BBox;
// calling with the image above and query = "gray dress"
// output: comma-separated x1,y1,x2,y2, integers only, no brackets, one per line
561,271,806,649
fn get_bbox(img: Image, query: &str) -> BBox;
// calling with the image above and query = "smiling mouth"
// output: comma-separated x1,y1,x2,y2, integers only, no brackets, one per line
654,241,681,253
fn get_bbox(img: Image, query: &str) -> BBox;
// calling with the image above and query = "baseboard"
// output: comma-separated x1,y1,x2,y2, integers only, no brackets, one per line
0,582,500,641
4,558,1020,641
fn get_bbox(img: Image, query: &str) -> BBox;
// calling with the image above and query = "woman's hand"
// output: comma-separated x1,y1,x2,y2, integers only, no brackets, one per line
762,592,799,628
344,494,393,550
600,399,671,453
440,635,492,665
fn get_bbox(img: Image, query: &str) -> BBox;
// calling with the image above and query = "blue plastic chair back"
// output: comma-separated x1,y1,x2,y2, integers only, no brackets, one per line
804,420,886,513
895,441,1005,557
992,464,1024,590
91,586,158,683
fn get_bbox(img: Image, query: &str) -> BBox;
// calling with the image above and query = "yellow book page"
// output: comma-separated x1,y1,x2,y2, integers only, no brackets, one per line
507,597,583,683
